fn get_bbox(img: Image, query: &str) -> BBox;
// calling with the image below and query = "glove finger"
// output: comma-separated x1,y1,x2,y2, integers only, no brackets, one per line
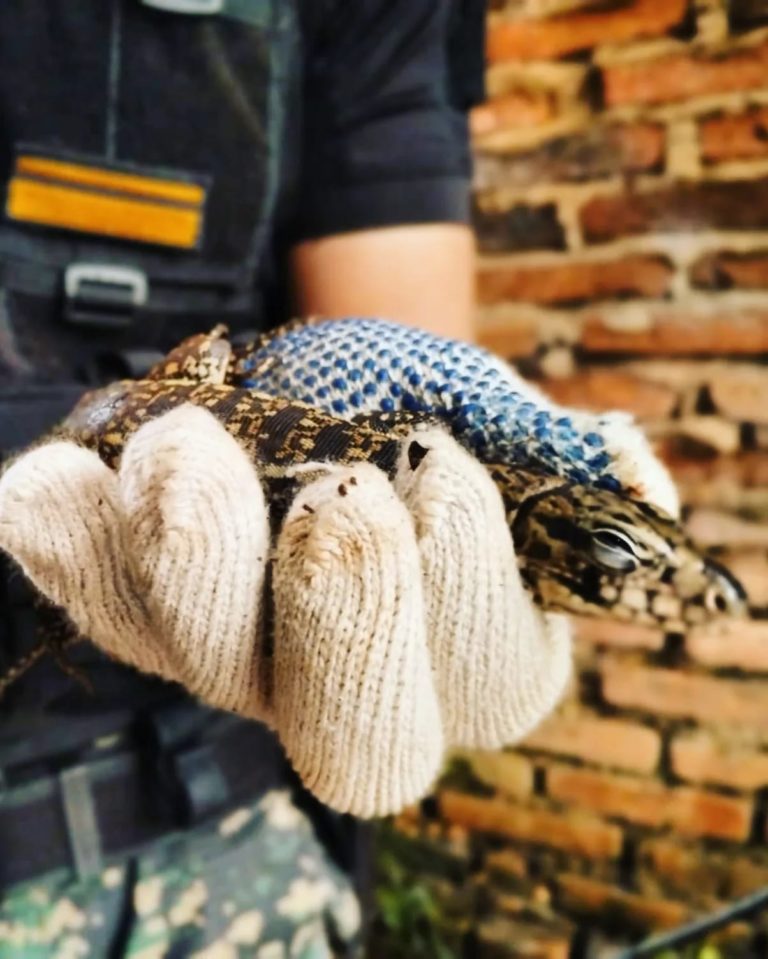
273,462,443,817
0,442,172,676
119,405,271,719
394,428,572,751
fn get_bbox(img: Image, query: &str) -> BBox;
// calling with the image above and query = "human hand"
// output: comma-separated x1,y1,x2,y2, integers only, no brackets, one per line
0,404,570,818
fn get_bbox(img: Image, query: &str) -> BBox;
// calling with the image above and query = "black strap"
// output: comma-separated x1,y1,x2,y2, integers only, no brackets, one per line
0,385,86,454
0,718,287,888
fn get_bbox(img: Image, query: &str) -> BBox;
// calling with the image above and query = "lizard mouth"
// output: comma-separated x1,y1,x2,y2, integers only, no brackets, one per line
522,556,747,627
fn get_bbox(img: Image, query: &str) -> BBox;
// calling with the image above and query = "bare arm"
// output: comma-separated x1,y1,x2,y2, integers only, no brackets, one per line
291,223,477,343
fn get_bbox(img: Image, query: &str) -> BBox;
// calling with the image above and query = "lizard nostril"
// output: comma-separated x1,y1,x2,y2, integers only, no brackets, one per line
704,566,747,618
713,593,727,613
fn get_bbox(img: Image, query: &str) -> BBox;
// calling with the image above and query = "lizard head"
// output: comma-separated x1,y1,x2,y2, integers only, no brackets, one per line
499,468,747,628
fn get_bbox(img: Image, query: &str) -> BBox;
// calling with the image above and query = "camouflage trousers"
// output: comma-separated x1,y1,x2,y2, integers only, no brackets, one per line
0,790,362,959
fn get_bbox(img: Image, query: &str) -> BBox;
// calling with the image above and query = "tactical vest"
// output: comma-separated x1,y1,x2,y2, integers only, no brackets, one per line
0,0,301,381
0,0,303,785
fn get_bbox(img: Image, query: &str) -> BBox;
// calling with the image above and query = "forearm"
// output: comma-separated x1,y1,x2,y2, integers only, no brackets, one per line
290,223,477,343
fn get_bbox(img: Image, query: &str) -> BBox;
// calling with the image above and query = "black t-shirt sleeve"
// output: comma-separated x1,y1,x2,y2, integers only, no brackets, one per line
290,0,486,242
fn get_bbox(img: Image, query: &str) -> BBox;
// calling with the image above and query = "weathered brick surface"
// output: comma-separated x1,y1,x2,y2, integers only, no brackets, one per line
477,312,540,359
687,619,768,671
639,839,768,901
601,662,768,729
407,0,768,950
663,450,768,489
582,307,768,354
461,750,535,799
687,509,768,548
475,124,665,189
439,791,624,859
524,715,661,774
707,367,768,425
541,368,677,417
478,254,673,307
471,90,557,137
556,873,688,931
691,251,768,291
671,731,768,790
671,415,741,455
602,39,768,107
546,765,752,840
572,617,665,651
487,0,687,63
581,180,768,244
485,848,529,880
478,916,572,959
474,201,566,253
700,107,768,164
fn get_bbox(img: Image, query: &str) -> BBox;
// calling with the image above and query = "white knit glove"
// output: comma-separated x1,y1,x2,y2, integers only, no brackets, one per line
0,405,572,817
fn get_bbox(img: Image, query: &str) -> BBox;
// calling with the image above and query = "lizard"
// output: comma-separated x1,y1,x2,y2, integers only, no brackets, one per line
60,323,746,632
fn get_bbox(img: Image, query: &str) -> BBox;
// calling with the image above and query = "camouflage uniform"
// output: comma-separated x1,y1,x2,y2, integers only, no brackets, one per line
0,791,361,959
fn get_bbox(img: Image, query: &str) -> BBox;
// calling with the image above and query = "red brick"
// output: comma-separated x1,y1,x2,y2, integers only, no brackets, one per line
541,368,678,418
705,366,768,424
487,0,687,63
477,313,539,359
477,255,673,307
640,838,768,900
692,251,768,291
475,123,665,189
601,662,768,729
581,179,768,244
639,838,721,899
728,857,768,897
474,200,566,254
524,715,661,774
547,765,752,841
582,307,768,354
687,509,768,549
672,416,741,456
463,750,535,799
471,90,557,137
663,451,768,489
556,873,688,931
701,107,768,164
439,790,624,859
602,39,768,108
687,619,768,671
612,123,667,174
479,916,572,959
671,731,768,791
573,617,664,651
485,848,529,880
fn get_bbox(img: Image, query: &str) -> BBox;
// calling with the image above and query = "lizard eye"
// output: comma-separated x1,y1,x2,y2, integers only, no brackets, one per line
591,528,641,572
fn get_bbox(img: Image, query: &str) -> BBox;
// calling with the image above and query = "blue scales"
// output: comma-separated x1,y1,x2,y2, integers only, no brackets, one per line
238,318,622,492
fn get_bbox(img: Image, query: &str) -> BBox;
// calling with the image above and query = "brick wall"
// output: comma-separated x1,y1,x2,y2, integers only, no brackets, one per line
389,1,768,955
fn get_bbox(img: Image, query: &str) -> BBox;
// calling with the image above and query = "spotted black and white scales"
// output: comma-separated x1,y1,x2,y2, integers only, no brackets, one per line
63,318,746,631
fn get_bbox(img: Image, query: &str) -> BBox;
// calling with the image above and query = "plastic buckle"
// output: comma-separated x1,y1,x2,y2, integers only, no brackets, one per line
140,0,224,13
63,263,149,329
172,744,230,825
